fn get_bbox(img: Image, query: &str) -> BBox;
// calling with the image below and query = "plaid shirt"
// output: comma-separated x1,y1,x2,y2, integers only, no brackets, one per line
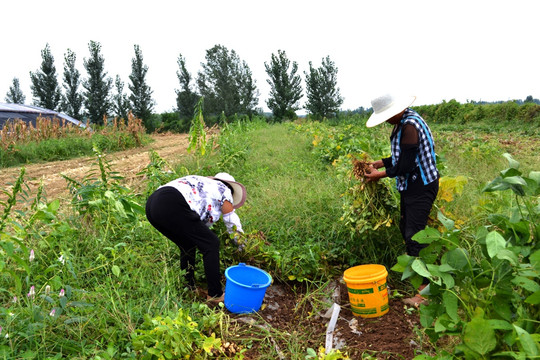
390,109,438,191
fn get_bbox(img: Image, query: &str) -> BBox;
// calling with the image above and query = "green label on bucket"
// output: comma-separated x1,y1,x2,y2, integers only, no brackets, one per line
348,287,374,294
351,307,378,315
380,303,389,312
378,283,387,292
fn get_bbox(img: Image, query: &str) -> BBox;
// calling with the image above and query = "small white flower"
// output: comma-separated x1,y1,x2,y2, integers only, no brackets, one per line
4,333,8,339
12,296,17,303
59,289,65,297
45,285,51,295
49,309,56,317
58,255,65,265
27,286,35,298
8,313,14,317
29,249,35,262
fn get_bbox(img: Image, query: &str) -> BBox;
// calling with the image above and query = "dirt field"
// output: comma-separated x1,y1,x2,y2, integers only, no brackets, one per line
0,133,189,201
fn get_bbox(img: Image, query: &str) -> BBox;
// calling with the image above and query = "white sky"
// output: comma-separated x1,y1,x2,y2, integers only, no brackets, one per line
2,0,539,114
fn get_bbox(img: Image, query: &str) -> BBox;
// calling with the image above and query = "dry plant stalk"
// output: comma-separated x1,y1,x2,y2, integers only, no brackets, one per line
0,113,145,152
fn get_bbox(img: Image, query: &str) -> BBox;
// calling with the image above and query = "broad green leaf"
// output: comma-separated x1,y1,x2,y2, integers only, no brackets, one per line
487,319,513,330
48,198,60,212
401,266,415,280
513,325,539,357
444,248,469,270
442,291,459,322
426,264,442,285
434,313,454,333
437,211,455,231
438,263,455,272
411,259,431,278
486,231,506,258
463,317,496,355
511,276,540,293
529,171,540,184
492,296,512,321
412,227,441,244
495,249,518,265
410,274,424,290
525,290,540,305
440,273,455,288
391,254,414,273
502,153,520,169
114,200,127,218
501,167,522,178
483,177,509,193
530,249,540,271
112,265,121,277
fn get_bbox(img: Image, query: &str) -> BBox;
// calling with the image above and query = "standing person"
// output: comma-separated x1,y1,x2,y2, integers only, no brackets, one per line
363,94,439,306
145,172,247,303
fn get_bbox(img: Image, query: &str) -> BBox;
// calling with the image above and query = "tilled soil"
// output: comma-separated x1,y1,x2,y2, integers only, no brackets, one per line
230,281,424,359
0,133,189,202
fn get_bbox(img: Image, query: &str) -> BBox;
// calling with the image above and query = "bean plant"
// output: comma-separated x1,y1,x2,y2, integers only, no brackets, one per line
393,154,540,359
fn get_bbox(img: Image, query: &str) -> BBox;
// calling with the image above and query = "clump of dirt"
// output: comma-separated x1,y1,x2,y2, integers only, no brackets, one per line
229,280,424,359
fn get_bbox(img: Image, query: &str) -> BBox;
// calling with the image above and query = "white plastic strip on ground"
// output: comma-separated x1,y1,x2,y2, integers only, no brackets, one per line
325,303,341,354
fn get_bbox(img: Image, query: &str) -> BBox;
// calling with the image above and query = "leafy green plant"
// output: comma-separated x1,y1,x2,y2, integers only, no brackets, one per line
216,120,250,169
305,347,350,359
138,150,187,198
131,304,238,359
62,146,144,229
188,97,208,157
393,153,539,359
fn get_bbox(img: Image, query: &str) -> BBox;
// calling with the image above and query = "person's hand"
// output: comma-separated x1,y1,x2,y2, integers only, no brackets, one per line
370,160,384,169
364,166,385,183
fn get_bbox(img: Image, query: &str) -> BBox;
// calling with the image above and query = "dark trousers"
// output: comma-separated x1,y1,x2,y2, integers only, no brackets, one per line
145,186,223,297
399,174,439,258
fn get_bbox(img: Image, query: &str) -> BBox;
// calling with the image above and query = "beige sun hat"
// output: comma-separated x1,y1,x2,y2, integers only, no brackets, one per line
209,172,247,209
366,94,416,128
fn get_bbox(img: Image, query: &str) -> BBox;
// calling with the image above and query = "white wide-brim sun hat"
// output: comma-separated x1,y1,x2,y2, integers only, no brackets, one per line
209,172,247,209
366,94,416,128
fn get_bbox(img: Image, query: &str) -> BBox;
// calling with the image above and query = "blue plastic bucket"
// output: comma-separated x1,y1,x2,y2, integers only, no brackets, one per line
224,263,272,314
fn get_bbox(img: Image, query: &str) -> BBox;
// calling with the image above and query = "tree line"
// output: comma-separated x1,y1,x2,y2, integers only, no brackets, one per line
4,42,344,131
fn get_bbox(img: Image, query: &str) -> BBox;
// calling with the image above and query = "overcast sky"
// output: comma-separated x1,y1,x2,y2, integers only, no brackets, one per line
2,0,539,114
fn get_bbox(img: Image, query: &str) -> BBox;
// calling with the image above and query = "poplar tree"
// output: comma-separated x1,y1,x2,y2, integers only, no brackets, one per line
176,53,198,119
304,56,343,119
128,44,154,127
4,77,26,104
83,41,112,125
29,43,61,110
112,75,130,121
61,49,83,120
265,50,303,121
197,44,259,118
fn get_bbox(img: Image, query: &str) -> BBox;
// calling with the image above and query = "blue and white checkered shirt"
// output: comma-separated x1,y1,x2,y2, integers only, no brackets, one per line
390,109,438,191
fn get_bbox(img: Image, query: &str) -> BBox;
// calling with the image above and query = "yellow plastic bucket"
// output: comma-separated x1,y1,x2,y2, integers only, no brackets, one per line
343,264,389,318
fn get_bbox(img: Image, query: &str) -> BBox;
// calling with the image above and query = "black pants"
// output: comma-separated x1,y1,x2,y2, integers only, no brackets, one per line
145,186,223,297
399,174,439,257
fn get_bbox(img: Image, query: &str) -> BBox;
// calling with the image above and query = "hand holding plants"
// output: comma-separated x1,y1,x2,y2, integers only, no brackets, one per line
364,165,386,183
